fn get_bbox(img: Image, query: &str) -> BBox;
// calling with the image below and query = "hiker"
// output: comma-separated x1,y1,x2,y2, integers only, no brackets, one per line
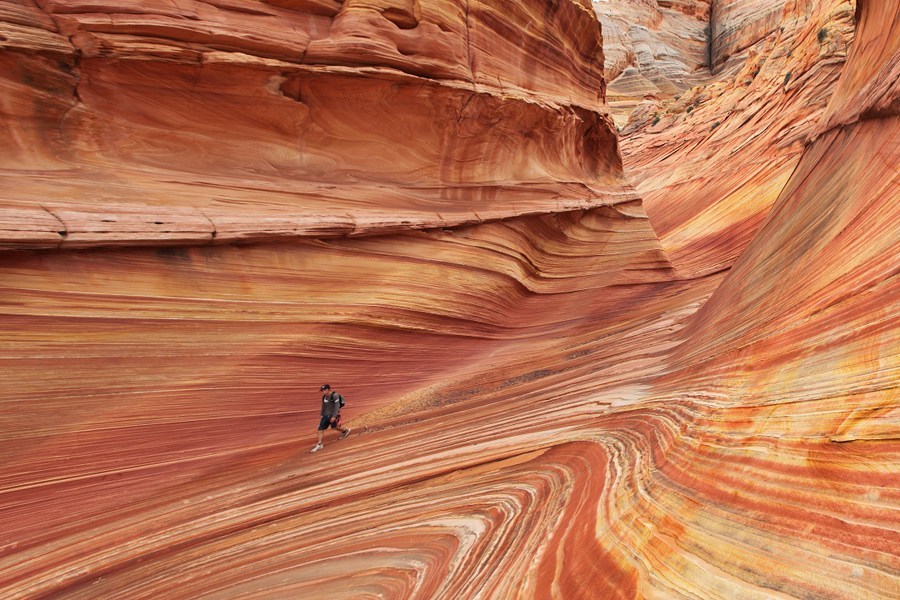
310,384,351,453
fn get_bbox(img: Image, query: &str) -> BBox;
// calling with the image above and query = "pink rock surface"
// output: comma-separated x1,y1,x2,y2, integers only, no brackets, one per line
0,0,898,598
0,0,627,249
620,0,859,277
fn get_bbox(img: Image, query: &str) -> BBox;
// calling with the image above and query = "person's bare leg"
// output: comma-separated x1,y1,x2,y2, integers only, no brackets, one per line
310,429,326,452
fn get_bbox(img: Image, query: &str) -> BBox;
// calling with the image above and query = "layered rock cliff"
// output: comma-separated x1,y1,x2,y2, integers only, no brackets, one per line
594,0,712,127
1,0,627,248
620,0,859,277
0,0,897,598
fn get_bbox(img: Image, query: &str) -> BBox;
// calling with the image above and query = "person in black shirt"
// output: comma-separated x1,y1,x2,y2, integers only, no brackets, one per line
310,384,351,453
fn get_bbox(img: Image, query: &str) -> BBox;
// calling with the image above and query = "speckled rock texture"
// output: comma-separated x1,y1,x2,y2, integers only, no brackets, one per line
0,0,897,598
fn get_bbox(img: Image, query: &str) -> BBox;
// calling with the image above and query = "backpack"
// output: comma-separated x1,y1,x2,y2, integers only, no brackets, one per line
331,392,345,409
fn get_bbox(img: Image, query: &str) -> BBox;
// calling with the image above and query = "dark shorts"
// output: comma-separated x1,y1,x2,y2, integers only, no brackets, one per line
318,414,341,431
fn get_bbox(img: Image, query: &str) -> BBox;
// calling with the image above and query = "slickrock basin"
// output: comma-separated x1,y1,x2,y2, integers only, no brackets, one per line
0,0,897,598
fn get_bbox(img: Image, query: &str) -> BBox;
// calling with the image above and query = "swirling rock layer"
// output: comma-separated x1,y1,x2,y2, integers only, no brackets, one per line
0,0,625,248
620,0,859,277
594,0,712,127
1,0,898,598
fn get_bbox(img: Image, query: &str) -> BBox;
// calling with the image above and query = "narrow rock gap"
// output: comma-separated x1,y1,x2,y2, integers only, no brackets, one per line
707,0,716,73
463,0,476,90
32,2,85,137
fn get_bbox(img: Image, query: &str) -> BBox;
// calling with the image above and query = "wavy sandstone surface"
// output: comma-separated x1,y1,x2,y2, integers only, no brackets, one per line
620,0,860,277
0,0,627,248
1,0,898,599
594,0,712,127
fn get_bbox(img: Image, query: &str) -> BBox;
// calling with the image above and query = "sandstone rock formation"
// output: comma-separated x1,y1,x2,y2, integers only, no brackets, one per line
620,0,858,277
0,0,627,248
594,0,712,127
0,0,897,598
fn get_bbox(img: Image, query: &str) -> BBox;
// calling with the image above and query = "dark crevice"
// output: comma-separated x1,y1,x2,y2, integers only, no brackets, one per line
57,35,83,139
707,0,716,73
40,205,68,246
463,0,475,89
199,210,218,241
32,2,85,135
455,92,476,129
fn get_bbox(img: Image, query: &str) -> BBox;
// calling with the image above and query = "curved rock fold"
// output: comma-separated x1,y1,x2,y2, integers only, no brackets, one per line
0,0,897,598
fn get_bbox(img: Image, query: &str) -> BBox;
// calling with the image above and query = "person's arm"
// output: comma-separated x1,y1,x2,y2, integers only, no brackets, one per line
331,394,342,420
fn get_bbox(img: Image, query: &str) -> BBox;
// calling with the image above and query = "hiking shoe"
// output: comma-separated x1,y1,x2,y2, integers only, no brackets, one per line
309,443,324,453
339,428,352,440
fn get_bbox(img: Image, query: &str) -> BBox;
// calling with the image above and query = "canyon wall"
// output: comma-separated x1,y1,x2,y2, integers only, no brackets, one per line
594,0,711,127
1,0,627,248
0,0,897,598
620,0,858,277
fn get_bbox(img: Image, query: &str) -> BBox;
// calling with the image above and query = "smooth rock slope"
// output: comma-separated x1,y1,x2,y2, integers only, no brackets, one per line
0,0,897,598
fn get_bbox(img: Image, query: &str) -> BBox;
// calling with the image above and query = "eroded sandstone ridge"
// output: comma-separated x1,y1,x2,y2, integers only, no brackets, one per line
1,0,898,598
1,0,627,247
